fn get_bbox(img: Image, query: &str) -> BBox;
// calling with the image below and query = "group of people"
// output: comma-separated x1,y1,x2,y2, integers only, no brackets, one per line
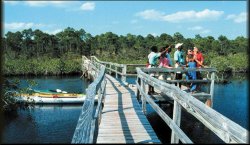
147,43,204,95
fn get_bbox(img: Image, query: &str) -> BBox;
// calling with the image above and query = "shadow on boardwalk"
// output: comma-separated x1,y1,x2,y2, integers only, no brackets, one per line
96,75,160,143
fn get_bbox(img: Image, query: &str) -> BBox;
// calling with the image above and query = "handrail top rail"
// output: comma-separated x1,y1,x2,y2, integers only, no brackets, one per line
72,56,106,143
90,56,145,67
140,67,217,73
90,56,125,67
90,56,217,72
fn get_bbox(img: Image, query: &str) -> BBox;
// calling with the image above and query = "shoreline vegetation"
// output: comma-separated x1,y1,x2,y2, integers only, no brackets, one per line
2,27,248,76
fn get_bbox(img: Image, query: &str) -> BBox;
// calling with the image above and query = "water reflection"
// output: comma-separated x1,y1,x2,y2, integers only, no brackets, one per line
2,104,82,144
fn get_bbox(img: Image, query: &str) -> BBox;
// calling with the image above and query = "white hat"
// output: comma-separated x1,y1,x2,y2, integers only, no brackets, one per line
175,43,183,49
56,89,62,93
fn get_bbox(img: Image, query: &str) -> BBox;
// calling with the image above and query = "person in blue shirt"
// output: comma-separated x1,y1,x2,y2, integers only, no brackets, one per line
165,44,173,66
186,53,197,93
174,43,185,88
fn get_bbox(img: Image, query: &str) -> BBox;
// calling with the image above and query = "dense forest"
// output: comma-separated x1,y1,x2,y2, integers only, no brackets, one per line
2,27,249,76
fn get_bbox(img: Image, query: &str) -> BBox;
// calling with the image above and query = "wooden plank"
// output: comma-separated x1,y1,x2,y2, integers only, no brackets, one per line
98,129,157,132
97,74,160,144
97,138,161,144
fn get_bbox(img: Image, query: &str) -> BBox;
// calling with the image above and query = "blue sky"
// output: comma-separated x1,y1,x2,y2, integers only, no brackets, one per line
3,1,248,39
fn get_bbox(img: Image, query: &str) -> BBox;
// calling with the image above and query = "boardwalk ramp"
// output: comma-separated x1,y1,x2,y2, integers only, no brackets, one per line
97,74,161,143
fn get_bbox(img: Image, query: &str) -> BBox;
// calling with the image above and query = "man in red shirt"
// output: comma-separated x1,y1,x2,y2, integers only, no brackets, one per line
193,47,204,68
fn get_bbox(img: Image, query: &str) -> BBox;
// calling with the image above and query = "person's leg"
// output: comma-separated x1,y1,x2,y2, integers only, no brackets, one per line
190,83,197,92
175,73,181,87
186,73,191,91
196,71,201,90
178,73,182,88
191,71,197,92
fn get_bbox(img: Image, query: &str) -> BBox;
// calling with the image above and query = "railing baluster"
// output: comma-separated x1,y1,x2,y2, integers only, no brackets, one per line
122,64,127,83
171,100,181,143
136,76,141,101
210,72,215,108
115,66,118,78
141,78,146,114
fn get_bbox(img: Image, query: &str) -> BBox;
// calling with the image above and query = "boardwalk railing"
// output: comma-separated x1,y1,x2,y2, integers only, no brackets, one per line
90,56,145,83
140,67,216,107
72,56,107,143
136,67,248,143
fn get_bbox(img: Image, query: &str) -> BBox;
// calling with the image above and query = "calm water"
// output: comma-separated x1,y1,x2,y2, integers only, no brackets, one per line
1,74,248,143
2,105,82,143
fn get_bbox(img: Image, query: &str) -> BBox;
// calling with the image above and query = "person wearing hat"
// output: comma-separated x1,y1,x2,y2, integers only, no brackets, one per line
174,43,185,88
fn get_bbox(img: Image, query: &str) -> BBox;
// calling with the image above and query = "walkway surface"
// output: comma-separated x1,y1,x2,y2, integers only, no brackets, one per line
96,74,161,143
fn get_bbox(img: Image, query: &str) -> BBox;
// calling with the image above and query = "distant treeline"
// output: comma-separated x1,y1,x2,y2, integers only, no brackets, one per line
2,27,249,75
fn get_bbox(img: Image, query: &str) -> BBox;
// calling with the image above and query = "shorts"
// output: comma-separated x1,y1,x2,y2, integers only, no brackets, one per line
176,73,182,80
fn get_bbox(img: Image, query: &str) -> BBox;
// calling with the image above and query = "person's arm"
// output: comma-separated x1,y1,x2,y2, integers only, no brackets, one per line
194,59,205,67
194,54,204,67
160,48,169,56
200,53,204,66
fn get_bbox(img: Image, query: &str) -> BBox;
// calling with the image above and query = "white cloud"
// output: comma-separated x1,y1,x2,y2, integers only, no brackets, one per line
136,9,224,23
5,1,95,12
226,12,247,23
45,29,62,35
4,22,35,30
188,26,203,31
188,26,211,34
136,9,165,21
25,1,72,7
4,22,46,30
80,2,95,11
4,1,19,5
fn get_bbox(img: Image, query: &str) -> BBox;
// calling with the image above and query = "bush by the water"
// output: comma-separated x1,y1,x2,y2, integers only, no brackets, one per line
3,54,81,76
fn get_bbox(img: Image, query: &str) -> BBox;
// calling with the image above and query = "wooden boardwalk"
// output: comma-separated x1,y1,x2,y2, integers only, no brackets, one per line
97,74,161,143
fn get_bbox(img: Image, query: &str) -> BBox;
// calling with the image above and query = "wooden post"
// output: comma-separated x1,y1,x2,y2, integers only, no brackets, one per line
109,63,112,75
136,77,141,101
141,78,146,114
104,64,107,73
115,66,118,78
171,100,181,143
122,65,127,83
210,72,215,108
